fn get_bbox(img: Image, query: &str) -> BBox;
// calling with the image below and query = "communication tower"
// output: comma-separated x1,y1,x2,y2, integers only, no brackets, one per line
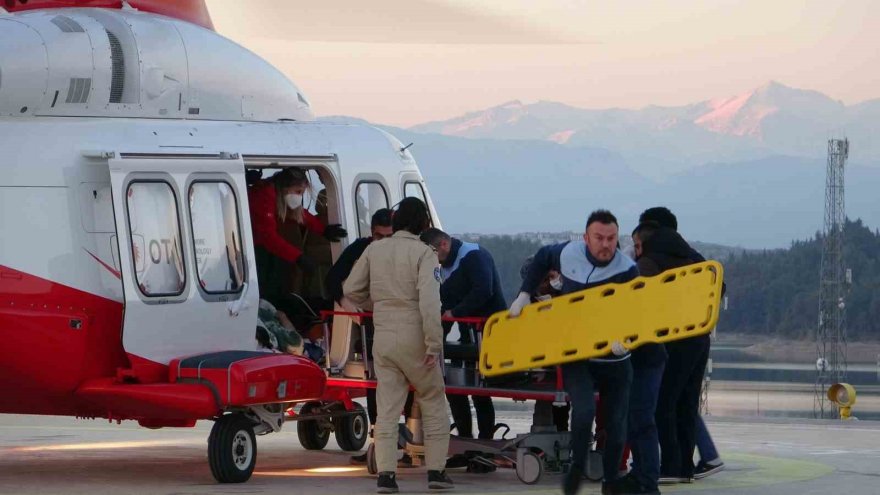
814,139,849,419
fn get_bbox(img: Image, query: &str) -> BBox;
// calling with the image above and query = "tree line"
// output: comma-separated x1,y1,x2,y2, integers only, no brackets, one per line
464,219,880,341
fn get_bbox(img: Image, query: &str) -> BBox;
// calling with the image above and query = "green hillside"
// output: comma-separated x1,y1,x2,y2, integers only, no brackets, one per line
723,219,880,339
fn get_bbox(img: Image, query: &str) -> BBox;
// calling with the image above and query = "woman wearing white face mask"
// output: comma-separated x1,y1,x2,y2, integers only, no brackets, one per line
248,167,347,300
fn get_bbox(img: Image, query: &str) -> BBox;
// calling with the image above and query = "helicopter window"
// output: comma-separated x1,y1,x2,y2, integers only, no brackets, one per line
354,181,389,237
404,181,433,224
188,181,246,295
126,181,186,297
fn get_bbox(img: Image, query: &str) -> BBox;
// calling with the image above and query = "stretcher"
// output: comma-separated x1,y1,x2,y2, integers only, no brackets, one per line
480,261,724,377
287,311,582,485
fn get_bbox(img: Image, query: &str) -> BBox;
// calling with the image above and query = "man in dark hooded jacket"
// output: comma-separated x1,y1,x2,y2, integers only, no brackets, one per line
617,221,700,494
635,210,710,484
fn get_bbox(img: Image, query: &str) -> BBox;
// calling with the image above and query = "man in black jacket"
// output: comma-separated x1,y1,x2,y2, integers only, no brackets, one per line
636,208,710,484
326,209,393,305
421,228,506,440
616,220,700,495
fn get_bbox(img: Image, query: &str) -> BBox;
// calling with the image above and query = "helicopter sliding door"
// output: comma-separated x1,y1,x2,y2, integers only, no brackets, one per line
108,153,259,366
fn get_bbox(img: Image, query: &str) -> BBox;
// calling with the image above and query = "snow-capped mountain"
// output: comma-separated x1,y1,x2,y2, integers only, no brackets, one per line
409,82,879,177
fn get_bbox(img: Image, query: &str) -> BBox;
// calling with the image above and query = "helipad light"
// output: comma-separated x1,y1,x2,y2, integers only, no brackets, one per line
255,466,364,477
305,467,363,474
827,382,857,419
13,439,184,452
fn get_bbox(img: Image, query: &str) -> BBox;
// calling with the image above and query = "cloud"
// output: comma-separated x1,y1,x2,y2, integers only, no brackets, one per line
207,0,594,44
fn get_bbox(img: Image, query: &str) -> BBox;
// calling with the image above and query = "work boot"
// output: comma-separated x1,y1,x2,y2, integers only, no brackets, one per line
377,472,399,494
428,470,455,490
563,465,583,495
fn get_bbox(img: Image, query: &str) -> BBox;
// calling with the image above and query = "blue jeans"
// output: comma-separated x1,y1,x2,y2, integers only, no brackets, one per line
696,416,719,463
627,361,665,490
562,358,632,482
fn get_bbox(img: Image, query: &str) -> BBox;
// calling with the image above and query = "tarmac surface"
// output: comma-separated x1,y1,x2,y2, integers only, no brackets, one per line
1,409,878,495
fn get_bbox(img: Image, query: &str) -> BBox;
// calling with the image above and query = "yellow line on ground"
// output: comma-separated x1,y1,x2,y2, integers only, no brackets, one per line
433,453,834,494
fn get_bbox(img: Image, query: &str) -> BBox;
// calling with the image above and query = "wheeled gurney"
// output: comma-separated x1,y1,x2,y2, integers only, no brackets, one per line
288,261,723,485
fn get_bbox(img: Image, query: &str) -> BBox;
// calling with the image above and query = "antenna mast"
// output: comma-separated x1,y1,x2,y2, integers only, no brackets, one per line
814,138,849,419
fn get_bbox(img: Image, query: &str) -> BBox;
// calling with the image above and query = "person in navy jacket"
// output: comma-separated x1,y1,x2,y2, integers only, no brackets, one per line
513,210,638,495
421,228,505,440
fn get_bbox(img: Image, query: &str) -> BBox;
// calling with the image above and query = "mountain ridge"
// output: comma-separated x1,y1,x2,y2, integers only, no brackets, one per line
406,81,879,178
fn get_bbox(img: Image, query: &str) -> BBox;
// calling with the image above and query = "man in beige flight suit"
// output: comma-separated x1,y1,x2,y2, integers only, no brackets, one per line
344,197,453,494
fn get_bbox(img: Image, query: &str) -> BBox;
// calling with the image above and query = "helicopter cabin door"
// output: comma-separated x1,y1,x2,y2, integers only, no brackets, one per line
108,153,259,367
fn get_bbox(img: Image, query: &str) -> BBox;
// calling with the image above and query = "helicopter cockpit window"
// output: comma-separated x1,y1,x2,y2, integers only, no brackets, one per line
355,181,389,237
188,181,246,295
126,181,186,297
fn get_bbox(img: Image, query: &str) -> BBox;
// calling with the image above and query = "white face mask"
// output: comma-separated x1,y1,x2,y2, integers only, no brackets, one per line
285,193,303,209
549,275,564,291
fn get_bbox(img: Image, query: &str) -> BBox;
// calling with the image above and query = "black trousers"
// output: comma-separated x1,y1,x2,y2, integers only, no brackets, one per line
655,335,710,479
553,402,571,432
449,394,496,439
367,388,413,427
446,322,495,438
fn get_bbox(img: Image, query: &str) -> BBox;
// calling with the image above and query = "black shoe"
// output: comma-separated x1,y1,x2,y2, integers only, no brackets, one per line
658,475,688,485
377,472,399,494
398,453,415,468
466,458,497,473
350,452,367,465
694,461,724,479
612,473,661,495
445,454,470,469
428,470,454,490
563,465,583,495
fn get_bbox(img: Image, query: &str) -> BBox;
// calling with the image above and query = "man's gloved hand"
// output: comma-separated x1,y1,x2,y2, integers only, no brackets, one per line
296,254,317,275
610,340,628,357
508,291,531,317
323,224,348,242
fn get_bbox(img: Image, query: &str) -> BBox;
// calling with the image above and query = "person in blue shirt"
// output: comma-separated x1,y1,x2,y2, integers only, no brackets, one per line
512,210,638,495
420,228,506,440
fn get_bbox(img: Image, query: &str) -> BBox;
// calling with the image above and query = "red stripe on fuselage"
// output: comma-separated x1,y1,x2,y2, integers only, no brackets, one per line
84,249,122,280
0,265,128,416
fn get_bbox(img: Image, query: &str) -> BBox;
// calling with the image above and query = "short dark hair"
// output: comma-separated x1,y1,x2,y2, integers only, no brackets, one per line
371,208,392,229
419,228,450,246
392,197,431,235
639,207,677,231
632,221,661,244
586,209,618,229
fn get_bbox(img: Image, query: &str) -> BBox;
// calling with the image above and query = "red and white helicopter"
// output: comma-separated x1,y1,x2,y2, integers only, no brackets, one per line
0,0,441,483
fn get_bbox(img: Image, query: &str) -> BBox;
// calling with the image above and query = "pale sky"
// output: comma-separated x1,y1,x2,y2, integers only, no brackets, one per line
206,0,880,127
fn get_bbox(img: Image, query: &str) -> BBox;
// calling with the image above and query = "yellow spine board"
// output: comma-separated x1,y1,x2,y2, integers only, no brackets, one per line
479,261,724,377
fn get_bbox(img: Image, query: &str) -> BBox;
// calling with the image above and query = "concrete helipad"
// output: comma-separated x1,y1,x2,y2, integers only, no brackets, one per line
0,410,877,494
